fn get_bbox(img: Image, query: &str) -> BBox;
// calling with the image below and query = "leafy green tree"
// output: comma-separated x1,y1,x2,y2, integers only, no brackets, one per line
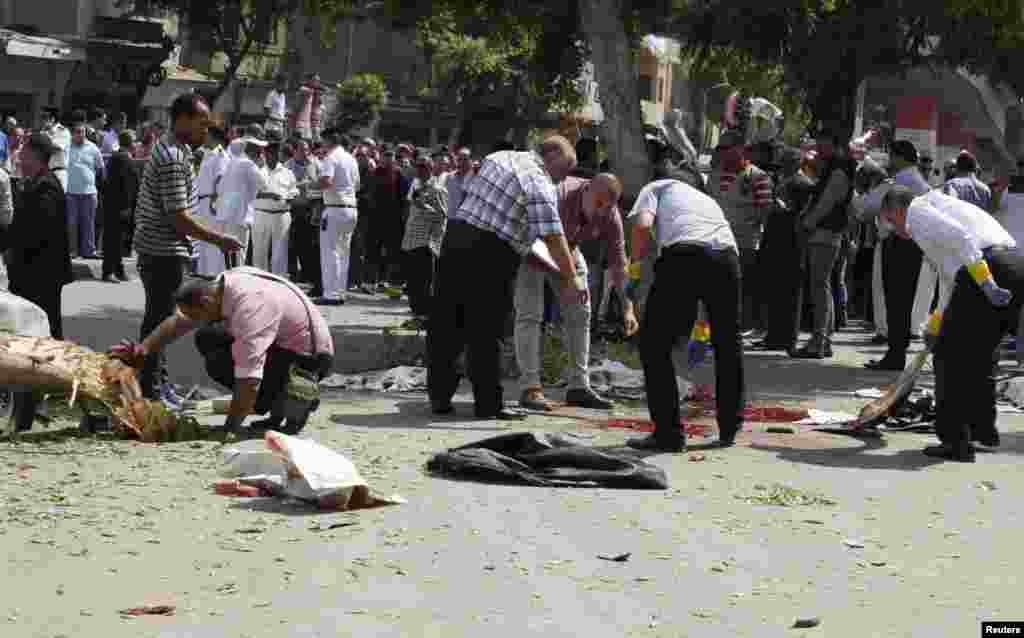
332,73,388,132
136,0,318,104
665,1,1024,143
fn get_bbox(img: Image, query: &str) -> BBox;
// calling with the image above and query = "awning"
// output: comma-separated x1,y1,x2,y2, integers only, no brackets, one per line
1,29,85,62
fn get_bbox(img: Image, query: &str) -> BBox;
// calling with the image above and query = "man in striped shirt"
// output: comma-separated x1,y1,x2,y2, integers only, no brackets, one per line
133,93,243,400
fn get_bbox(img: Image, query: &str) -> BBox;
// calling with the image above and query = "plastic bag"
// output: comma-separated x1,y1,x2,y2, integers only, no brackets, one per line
218,431,404,511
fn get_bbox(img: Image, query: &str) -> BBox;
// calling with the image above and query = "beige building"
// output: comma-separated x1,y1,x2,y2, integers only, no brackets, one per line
0,0,172,125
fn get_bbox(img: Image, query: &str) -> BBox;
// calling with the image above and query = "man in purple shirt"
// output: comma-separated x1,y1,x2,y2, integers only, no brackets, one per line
516,173,637,411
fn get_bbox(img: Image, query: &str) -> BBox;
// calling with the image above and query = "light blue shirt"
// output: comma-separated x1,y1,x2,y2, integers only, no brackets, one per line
66,140,104,195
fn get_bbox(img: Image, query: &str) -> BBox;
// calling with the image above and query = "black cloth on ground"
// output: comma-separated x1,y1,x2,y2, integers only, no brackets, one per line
425,432,668,489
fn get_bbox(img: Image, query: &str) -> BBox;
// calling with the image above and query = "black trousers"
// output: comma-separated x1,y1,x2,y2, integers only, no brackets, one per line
194,324,331,417
404,246,435,316
348,197,370,288
137,254,187,398
934,250,1024,447
102,209,125,278
882,236,923,362
640,245,745,444
760,211,801,347
427,221,520,416
364,215,404,285
738,246,760,330
289,203,321,287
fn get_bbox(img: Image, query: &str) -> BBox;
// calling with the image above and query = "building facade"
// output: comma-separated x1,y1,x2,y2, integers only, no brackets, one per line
0,0,172,126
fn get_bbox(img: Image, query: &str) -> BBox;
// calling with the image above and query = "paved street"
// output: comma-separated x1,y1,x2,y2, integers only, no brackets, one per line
1,275,1022,637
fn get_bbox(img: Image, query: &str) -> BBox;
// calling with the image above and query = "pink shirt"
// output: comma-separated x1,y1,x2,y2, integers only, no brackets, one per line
220,268,334,379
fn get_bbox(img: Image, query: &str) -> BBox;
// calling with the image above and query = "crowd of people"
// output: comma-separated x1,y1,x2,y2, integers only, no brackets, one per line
2,87,1022,462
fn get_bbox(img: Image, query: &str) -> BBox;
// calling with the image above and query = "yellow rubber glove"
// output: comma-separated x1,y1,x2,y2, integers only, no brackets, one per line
690,319,711,343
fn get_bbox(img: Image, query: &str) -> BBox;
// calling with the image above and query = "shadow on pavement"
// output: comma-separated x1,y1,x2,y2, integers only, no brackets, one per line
748,439,946,471
328,399,510,434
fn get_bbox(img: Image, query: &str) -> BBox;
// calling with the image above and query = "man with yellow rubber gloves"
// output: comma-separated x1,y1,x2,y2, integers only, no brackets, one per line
625,172,746,453
880,186,1018,463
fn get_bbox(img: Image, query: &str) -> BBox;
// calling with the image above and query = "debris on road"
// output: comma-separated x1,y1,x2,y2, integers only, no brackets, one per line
741,483,837,507
320,366,427,393
793,616,821,628
843,539,865,549
118,605,175,617
597,552,632,562
218,431,405,511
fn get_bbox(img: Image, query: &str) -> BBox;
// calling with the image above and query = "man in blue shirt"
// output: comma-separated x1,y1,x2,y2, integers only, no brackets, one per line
65,116,106,258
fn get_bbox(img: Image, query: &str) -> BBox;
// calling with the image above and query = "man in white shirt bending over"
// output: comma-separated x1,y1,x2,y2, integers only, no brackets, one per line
881,185,1019,463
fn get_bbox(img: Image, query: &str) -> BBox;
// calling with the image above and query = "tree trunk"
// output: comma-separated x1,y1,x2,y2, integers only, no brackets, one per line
578,0,650,199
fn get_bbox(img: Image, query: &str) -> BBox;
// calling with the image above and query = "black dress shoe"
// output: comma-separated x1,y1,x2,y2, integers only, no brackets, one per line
248,417,284,432
474,408,527,421
864,358,905,371
565,387,614,410
627,433,685,453
431,401,454,415
869,334,888,345
923,443,975,462
790,341,831,359
750,341,793,352
715,427,738,447
971,428,1000,448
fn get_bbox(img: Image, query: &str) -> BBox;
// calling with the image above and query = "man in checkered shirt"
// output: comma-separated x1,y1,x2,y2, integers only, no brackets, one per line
428,136,585,420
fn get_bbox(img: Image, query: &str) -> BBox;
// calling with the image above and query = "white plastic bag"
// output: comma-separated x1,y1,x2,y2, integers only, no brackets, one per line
219,431,404,511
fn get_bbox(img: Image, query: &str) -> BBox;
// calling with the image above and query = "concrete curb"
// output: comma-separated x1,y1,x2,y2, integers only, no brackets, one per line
71,257,139,281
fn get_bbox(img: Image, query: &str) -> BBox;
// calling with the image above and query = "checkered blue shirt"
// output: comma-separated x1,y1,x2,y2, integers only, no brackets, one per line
453,151,564,254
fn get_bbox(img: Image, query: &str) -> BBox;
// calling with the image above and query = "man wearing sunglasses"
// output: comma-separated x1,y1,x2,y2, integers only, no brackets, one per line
515,172,636,412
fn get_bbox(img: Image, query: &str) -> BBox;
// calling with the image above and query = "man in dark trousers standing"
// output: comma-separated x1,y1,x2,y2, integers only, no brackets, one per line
625,173,745,453
132,93,243,401
864,140,931,371
428,136,584,420
880,186,1020,462
102,130,140,282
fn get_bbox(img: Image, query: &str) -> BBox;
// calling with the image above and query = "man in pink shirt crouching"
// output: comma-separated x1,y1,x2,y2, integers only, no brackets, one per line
117,267,335,435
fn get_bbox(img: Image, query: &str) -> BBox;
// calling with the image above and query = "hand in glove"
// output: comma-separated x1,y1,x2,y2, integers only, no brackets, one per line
108,340,146,368
924,312,941,351
981,279,1013,307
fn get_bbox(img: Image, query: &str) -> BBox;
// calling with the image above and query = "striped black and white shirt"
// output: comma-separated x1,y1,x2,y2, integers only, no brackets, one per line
132,136,196,258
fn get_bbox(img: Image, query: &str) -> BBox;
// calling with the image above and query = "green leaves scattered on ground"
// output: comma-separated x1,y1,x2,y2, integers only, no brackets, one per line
739,483,837,507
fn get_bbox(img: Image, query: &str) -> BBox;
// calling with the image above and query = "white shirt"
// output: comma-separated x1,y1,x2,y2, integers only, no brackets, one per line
253,164,299,213
321,146,360,207
100,129,119,158
44,123,70,190
628,178,737,252
196,146,231,218
217,155,269,226
907,190,1016,293
264,90,287,121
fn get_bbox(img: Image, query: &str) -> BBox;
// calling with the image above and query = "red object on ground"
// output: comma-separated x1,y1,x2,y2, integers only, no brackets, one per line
213,479,261,497
119,605,176,616
603,418,709,438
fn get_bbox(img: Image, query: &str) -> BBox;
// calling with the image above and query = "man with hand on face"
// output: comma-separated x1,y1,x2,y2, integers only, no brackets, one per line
880,186,1019,462
113,268,334,436
516,172,635,412
428,136,585,420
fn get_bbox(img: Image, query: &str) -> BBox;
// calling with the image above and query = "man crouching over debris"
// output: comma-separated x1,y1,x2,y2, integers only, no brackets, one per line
880,186,1020,462
111,267,334,435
